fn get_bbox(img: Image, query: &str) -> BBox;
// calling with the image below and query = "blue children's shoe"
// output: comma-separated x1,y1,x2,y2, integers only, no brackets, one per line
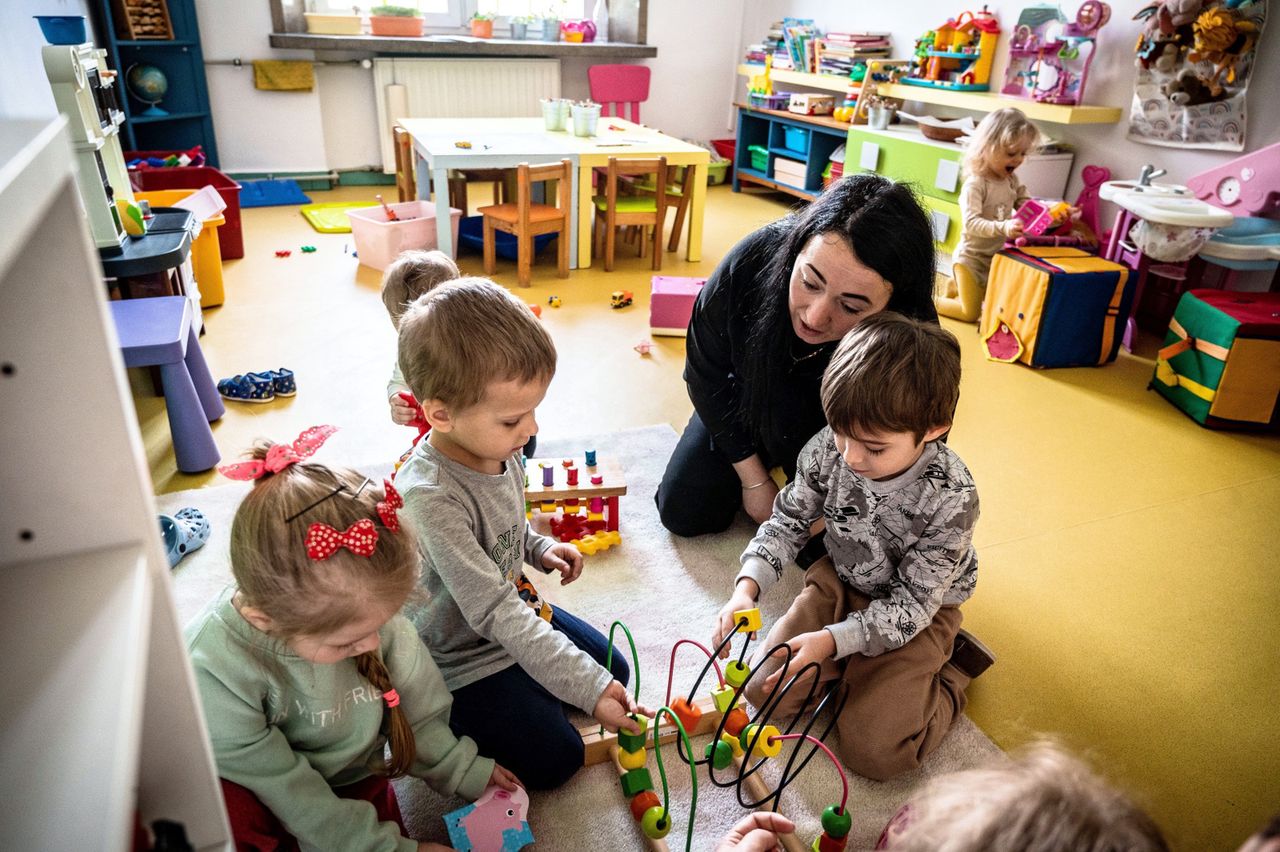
218,373,275,403
263,368,296,397
159,507,210,568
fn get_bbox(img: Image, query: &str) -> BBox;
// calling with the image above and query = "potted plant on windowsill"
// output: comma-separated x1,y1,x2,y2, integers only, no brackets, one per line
370,5,425,37
509,15,534,40
537,12,561,41
469,13,494,38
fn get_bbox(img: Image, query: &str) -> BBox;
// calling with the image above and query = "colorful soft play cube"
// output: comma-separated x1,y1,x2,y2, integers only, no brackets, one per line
649,276,706,337
1151,289,1280,430
979,247,1133,368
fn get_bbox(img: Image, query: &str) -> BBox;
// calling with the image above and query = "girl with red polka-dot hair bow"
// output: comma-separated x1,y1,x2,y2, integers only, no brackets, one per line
186,429,519,852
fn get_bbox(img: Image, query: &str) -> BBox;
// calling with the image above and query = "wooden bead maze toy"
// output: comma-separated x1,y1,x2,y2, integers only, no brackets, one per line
524,451,626,554
580,613,853,851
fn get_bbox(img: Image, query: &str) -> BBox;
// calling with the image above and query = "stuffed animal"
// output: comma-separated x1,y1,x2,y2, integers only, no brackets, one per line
1161,67,1225,105
1188,6,1258,95
1133,0,1205,70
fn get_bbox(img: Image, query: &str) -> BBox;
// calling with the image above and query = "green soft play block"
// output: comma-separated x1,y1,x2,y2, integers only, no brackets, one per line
620,767,654,797
617,714,649,752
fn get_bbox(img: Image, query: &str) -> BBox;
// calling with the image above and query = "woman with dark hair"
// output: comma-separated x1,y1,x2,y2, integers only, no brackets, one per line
656,173,939,539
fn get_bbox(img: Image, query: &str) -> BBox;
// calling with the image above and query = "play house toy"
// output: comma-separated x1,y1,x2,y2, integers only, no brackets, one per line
1151,289,1280,431
904,6,1001,91
1001,2,1111,105
980,246,1133,368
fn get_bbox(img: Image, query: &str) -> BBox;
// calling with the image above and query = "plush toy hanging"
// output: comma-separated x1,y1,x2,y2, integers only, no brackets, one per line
1127,0,1268,151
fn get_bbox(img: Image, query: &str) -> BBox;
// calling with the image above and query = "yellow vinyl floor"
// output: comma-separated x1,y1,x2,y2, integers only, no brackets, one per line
136,183,1280,850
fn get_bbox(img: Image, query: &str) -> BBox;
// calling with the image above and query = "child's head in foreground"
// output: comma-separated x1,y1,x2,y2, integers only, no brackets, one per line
398,277,556,469
820,311,960,480
964,107,1041,181
380,249,461,329
225,427,419,774
878,741,1169,852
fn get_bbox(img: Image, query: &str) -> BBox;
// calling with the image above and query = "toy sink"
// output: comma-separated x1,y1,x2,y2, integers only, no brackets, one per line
1101,180,1233,227
1199,217,1280,269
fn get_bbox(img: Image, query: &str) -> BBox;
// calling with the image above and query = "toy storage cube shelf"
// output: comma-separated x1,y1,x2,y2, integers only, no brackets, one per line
844,125,1072,256
733,105,849,200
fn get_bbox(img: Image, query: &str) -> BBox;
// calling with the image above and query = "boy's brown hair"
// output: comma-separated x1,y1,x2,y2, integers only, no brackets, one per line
820,312,960,443
380,249,461,326
398,277,556,410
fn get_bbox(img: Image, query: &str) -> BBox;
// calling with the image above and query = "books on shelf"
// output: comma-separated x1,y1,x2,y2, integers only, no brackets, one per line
781,17,820,73
817,32,891,78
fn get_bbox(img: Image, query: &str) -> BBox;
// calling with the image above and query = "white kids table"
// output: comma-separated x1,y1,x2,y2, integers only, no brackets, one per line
398,117,710,269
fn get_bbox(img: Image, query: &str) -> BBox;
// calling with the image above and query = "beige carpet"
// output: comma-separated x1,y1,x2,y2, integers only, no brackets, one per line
159,424,1003,851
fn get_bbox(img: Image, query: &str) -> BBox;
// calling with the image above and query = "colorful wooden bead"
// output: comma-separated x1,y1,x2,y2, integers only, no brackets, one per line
723,707,749,736
669,696,702,733
617,714,649,752
813,830,847,852
640,806,671,839
721,731,744,758
711,684,737,714
618,747,647,770
741,723,781,759
620,767,654,797
629,790,660,822
733,607,763,633
821,805,852,838
725,661,751,688
705,738,734,770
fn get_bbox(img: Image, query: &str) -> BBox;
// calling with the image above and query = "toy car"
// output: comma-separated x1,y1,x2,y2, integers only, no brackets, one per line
610,290,634,309
548,295,562,308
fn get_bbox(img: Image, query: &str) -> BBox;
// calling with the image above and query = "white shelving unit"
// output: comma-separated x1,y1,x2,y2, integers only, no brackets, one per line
0,118,230,851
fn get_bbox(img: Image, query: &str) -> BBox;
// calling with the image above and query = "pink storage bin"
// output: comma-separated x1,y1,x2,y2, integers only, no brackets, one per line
650,276,707,337
347,201,462,271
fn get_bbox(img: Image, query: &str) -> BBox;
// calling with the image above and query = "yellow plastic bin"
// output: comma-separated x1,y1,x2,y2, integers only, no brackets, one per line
134,189,227,307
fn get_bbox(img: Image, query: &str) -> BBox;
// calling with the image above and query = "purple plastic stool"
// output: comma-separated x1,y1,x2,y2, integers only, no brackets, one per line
110,296,224,472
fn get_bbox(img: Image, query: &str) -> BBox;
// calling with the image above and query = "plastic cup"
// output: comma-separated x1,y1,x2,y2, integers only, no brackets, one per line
572,103,601,137
542,98,568,131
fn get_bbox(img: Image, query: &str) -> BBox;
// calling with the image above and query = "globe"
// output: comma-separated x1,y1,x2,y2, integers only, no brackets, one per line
126,64,169,116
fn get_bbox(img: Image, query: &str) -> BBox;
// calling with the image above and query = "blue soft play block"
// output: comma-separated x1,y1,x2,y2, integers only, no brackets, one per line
239,179,312,208
457,215,555,261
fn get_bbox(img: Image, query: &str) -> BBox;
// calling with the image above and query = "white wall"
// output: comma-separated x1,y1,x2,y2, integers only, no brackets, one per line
738,1,1280,202
190,0,744,173
1,0,92,119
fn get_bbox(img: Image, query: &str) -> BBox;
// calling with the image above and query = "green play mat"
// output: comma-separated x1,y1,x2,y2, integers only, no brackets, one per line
300,201,379,234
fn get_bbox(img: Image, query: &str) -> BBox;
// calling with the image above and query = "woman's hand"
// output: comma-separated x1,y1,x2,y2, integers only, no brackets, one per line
488,762,521,792
713,579,760,659
715,812,797,851
741,477,779,525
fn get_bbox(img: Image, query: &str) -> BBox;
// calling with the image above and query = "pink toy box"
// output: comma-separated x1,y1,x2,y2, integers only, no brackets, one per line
649,276,706,337
347,201,462,270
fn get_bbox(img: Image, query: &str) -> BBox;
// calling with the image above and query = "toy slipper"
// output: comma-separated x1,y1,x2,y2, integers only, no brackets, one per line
218,373,274,403
262,368,296,397
159,507,210,568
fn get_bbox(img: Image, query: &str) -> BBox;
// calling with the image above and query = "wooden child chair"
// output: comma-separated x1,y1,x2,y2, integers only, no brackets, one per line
478,159,572,288
594,157,668,272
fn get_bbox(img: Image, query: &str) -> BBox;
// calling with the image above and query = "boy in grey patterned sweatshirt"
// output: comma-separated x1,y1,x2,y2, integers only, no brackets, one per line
712,312,990,781
395,278,646,791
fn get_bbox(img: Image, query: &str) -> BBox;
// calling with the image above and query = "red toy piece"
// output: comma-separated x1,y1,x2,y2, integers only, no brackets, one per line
275,250,291,258
397,391,430,441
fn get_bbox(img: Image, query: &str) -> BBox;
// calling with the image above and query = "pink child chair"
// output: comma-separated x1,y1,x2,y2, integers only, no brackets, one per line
588,64,650,123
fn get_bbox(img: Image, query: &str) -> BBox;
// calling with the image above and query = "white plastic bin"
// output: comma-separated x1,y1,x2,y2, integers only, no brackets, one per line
347,201,462,270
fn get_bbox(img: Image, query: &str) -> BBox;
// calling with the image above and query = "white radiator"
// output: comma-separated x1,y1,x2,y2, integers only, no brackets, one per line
373,58,561,173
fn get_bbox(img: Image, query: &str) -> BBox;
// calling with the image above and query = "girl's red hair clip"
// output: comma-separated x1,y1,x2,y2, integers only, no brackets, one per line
382,688,401,708
219,425,337,480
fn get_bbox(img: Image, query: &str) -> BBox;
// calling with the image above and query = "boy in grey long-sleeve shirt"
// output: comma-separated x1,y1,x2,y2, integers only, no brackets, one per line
713,312,990,782
395,278,646,791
